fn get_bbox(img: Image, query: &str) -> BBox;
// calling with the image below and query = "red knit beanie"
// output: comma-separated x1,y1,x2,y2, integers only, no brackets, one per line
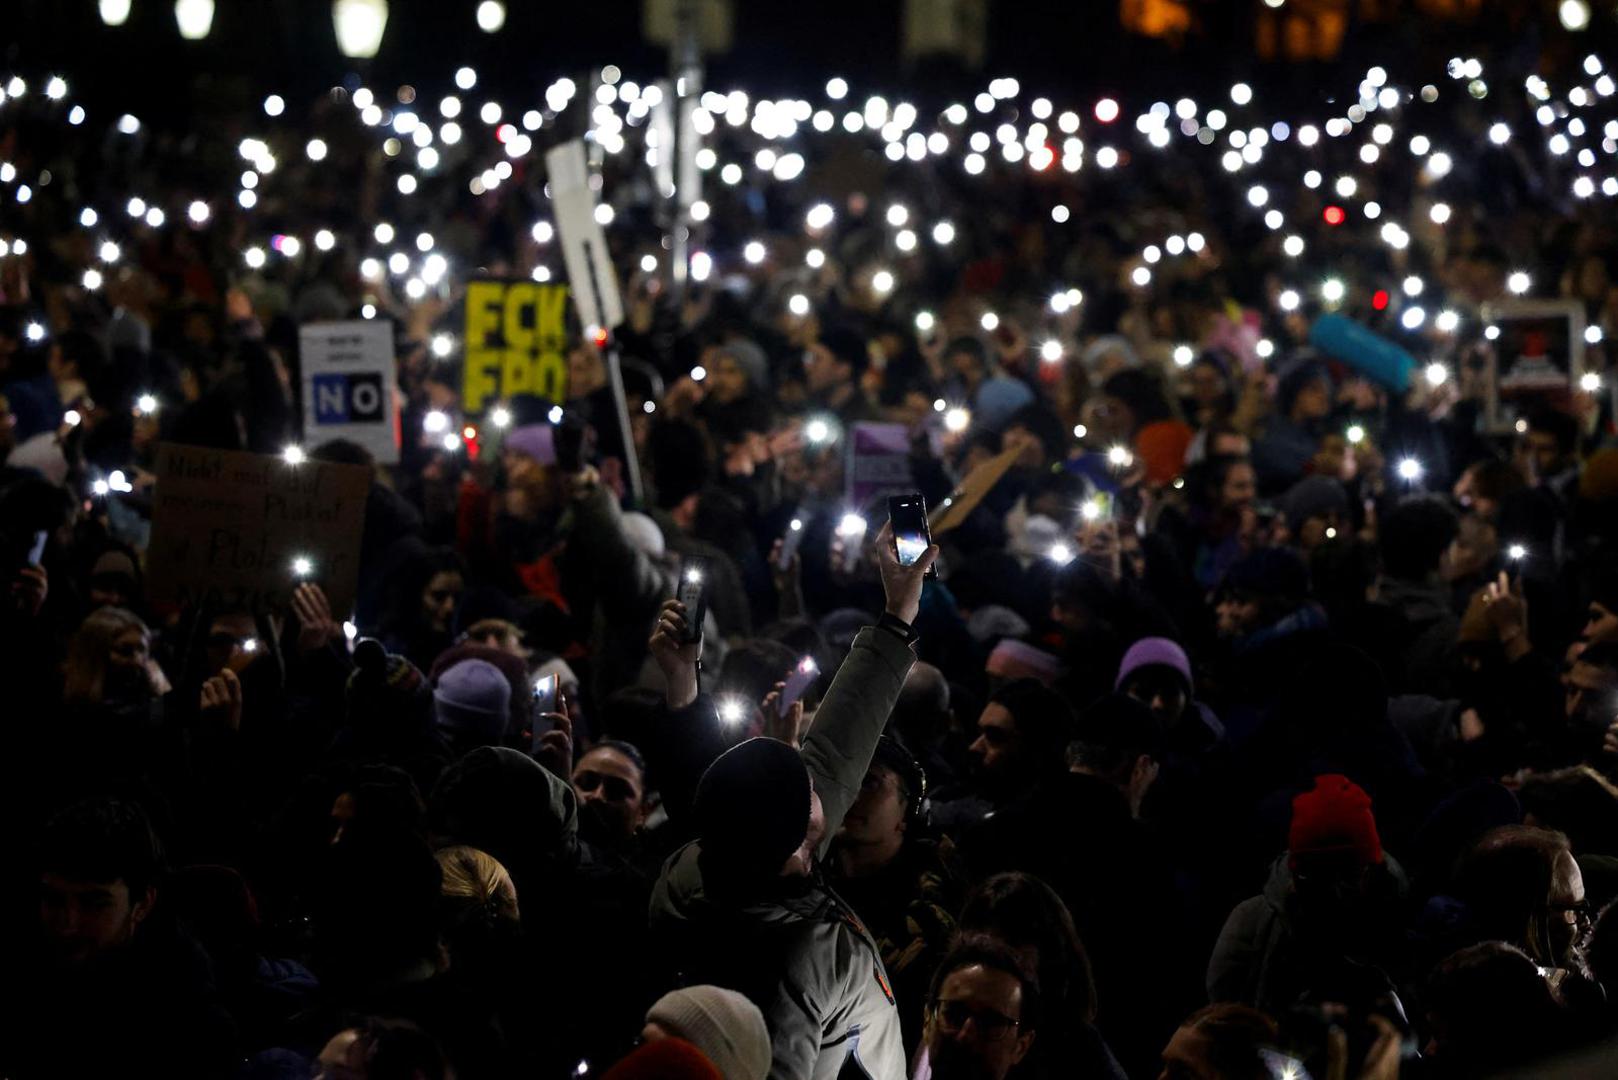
1288,774,1383,866
604,1038,725,1080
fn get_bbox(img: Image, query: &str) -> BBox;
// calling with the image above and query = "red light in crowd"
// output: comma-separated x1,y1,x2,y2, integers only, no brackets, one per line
495,123,516,143
1323,206,1346,226
1372,290,1389,311
592,327,609,347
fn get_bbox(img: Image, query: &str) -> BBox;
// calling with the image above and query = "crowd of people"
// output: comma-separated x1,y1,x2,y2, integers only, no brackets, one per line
8,20,1618,1080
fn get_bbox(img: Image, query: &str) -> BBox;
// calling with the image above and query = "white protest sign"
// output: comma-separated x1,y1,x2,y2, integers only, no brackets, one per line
545,139,625,334
299,319,400,464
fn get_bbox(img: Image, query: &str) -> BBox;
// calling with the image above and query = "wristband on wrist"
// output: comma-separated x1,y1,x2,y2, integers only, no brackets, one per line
877,612,919,645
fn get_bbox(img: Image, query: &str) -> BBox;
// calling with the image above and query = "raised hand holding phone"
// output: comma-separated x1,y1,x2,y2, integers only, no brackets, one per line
532,687,573,779
887,492,937,579
649,597,702,709
874,520,937,626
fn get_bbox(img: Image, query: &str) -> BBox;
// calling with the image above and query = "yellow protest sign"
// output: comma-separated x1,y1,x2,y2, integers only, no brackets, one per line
462,280,570,414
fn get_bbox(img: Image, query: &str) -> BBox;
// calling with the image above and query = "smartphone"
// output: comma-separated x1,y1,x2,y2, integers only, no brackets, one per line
676,556,709,644
778,656,818,716
777,517,805,571
530,673,560,751
887,493,935,576
227,637,259,674
25,530,47,566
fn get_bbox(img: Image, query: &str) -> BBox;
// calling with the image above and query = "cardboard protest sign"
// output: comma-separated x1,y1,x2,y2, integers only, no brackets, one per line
846,422,913,507
146,443,370,618
299,319,400,464
1480,299,1585,432
463,281,571,415
929,443,1025,535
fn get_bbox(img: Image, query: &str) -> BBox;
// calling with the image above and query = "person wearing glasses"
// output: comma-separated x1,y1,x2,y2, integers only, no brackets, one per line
1452,825,1594,982
915,936,1039,1080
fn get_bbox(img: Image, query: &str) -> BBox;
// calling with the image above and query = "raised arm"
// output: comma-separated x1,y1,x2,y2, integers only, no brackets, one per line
800,523,934,850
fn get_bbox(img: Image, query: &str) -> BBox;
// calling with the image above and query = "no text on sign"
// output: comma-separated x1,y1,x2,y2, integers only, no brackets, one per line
463,280,570,414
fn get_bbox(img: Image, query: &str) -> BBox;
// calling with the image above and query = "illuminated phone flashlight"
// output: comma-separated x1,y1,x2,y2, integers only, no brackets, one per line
108,470,133,493
790,517,803,533
91,478,111,496
548,405,564,424
430,333,454,358
1580,372,1603,393
241,637,260,654
63,409,82,427
291,555,314,577
690,365,707,382
684,566,703,586
343,620,358,641
805,416,834,444
1081,498,1103,522
135,393,159,416
1346,423,1366,444
1041,339,1064,363
1397,457,1423,482
837,512,868,540
915,310,935,332
944,406,971,434
718,698,748,725
423,409,450,434
1424,363,1449,388
442,432,462,452
1508,543,1528,561
797,655,818,675
1107,445,1133,468
1325,527,1338,539
282,444,307,465
490,405,512,429
1047,542,1075,565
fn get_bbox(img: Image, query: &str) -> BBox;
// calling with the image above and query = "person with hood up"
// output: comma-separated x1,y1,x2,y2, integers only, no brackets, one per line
648,523,934,1080
1207,774,1409,1018
430,744,653,1073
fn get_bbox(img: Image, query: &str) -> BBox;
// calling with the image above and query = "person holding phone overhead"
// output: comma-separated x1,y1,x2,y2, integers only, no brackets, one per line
650,522,935,1080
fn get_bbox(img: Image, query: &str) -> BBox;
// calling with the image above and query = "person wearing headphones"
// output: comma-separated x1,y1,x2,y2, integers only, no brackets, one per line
829,734,968,1057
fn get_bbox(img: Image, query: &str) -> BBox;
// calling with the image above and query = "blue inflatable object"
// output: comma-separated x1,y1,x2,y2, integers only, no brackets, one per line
1308,314,1417,394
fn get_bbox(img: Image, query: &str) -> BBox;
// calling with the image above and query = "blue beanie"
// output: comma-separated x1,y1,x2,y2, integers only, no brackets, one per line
433,658,513,745
973,376,1037,433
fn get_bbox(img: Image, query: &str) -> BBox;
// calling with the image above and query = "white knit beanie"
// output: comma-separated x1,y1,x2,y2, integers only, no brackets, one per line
645,986,771,1080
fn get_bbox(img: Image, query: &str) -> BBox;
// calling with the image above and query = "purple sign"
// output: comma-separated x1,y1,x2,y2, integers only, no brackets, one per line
846,422,913,507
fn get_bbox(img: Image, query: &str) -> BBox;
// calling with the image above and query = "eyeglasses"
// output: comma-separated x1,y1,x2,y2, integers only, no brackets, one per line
1547,899,1592,931
574,770,638,803
931,1000,1021,1041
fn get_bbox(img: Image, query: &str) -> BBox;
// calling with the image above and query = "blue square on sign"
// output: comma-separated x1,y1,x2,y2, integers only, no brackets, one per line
312,373,352,423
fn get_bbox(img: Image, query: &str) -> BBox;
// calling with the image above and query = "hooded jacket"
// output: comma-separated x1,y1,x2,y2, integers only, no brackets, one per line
1208,853,1409,1016
650,625,917,1080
